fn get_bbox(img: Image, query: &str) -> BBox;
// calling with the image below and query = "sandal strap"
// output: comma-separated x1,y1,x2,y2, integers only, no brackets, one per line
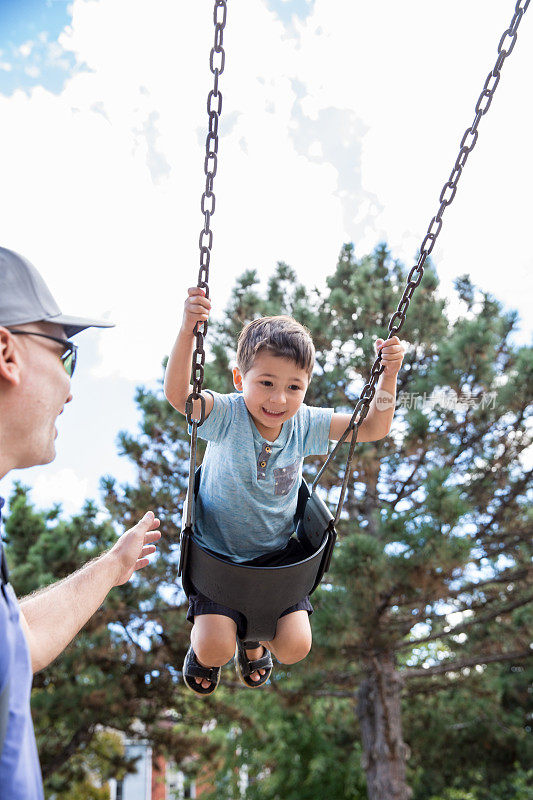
186,663,219,682
184,647,219,683
245,653,272,674
237,641,273,677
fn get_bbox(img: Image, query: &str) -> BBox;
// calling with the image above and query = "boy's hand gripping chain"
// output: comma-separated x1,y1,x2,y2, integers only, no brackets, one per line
312,0,529,526
185,1,228,529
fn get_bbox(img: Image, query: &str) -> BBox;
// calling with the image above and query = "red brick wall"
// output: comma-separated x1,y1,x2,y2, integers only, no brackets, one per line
151,755,167,800
196,762,217,797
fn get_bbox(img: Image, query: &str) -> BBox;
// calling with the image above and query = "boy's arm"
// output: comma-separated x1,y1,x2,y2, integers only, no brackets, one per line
164,287,215,419
329,336,406,443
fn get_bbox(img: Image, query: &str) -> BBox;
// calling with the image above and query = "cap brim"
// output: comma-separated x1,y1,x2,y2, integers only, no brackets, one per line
46,313,115,338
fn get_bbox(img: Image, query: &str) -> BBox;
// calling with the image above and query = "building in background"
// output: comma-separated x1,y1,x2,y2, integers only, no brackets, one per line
108,740,197,800
107,738,247,799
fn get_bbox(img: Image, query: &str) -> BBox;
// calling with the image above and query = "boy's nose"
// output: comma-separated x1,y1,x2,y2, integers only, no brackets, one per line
272,391,286,405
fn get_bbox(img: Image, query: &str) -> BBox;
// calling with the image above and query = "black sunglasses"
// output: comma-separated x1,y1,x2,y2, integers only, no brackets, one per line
8,329,78,377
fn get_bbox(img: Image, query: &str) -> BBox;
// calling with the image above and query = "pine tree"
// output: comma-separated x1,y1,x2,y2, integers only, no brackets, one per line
175,245,532,799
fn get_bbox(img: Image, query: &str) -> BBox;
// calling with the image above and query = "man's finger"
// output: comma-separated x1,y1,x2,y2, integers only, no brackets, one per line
129,513,160,540
138,513,160,529
143,530,162,544
133,546,159,572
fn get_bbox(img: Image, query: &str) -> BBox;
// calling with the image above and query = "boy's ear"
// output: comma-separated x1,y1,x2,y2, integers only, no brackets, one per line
232,366,243,392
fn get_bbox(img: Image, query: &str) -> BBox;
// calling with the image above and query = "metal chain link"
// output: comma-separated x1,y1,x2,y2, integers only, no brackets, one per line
185,0,228,529
312,0,529,524
186,0,228,429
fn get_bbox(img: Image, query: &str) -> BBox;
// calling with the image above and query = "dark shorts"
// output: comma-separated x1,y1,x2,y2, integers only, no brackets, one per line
186,537,314,641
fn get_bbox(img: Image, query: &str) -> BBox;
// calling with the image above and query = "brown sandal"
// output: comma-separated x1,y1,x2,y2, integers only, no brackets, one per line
234,639,273,688
182,646,221,696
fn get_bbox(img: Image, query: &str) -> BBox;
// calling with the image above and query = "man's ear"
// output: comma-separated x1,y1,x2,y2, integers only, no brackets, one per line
232,366,243,392
0,328,21,386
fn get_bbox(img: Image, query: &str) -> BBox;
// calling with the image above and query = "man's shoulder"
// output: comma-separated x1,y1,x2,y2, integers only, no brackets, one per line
0,498,9,587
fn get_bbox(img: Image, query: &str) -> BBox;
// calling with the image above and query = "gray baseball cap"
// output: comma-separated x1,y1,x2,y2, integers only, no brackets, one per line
0,246,114,338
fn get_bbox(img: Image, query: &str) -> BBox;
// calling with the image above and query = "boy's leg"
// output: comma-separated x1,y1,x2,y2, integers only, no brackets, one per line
191,615,269,686
191,614,237,689
262,609,312,665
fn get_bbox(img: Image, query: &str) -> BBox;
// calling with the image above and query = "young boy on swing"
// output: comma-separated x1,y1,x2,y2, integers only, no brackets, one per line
165,287,405,695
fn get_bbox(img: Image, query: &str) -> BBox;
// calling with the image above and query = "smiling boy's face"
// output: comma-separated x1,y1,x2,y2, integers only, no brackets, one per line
232,351,310,441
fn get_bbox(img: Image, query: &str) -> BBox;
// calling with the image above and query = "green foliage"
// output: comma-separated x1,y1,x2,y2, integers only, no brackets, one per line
45,730,122,799
202,695,367,800
427,765,533,800
406,661,533,799
51,783,109,800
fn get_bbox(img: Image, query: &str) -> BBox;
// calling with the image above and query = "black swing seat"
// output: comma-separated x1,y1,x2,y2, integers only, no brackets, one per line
178,468,337,643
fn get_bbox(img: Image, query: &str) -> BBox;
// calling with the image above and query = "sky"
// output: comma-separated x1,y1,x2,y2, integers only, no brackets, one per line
1,0,532,517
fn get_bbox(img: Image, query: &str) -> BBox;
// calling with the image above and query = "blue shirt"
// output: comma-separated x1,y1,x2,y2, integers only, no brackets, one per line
0,497,44,800
194,393,333,562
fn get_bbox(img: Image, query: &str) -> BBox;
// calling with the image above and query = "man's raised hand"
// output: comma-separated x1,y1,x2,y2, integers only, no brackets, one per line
109,511,162,586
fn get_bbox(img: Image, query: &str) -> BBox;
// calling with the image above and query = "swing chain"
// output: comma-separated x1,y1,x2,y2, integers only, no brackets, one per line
184,1,228,531
389,0,529,338
313,0,529,524
186,0,228,428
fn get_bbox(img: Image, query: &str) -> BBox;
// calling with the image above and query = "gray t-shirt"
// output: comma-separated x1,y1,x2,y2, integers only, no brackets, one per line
194,392,334,562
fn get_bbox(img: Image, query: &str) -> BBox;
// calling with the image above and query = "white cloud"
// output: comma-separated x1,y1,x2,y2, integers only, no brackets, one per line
0,0,530,393
19,41,34,58
29,468,90,516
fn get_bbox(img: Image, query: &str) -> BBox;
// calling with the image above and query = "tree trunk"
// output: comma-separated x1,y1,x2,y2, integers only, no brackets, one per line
357,652,411,800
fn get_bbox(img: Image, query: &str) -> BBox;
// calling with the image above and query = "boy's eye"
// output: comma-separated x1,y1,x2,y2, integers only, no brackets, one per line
289,385,302,392
261,380,273,387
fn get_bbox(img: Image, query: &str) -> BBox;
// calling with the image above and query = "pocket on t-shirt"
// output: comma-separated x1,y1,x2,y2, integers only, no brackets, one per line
274,461,299,496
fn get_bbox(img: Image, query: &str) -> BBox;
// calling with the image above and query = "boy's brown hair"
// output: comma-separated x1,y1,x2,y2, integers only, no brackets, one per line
236,316,315,378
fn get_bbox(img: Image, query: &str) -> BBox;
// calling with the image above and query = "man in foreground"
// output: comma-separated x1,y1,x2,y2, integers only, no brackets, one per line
0,246,161,798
